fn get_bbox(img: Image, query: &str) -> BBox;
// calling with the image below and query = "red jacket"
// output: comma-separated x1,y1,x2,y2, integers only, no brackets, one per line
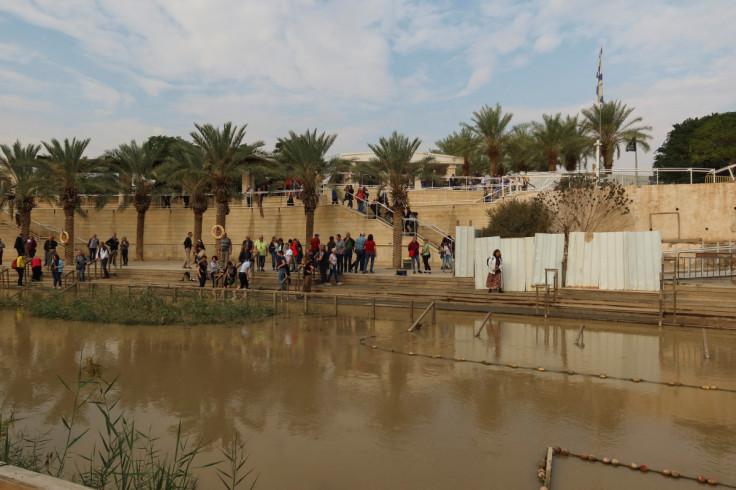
310,237,320,251
408,241,419,257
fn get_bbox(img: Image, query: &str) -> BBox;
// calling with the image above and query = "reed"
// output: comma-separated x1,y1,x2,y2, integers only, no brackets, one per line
1,356,259,489
18,287,273,325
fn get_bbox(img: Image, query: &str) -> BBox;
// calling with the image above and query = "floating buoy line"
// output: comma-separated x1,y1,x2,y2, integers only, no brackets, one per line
537,447,735,489
359,336,736,394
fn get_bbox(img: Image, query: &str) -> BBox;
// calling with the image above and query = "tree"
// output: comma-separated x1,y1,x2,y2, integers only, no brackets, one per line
537,175,632,286
433,127,479,177
276,129,343,244
465,103,513,177
360,131,435,269
481,197,551,238
0,140,42,240
186,122,267,232
159,142,210,244
653,112,736,183
105,140,161,260
503,124,541,173
580,100,652,172
560,115,591,172
40,138,116,263
531,113,567,172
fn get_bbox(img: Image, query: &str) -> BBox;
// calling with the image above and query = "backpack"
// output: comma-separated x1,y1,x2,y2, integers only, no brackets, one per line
11,258,17,269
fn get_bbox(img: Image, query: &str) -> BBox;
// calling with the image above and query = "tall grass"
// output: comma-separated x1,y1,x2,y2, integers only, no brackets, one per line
19,287,273,325
1,356,259,489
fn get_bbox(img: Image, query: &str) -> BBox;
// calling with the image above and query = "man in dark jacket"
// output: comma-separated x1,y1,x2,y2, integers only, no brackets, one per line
14,233,25,256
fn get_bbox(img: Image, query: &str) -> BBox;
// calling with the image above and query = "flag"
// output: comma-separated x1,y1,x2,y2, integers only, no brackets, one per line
596,46,603,104
626,138,637,152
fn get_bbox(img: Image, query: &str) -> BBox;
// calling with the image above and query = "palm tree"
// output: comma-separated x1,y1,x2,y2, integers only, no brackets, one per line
186,122,267,231
561,115,591,172
105,140,160,260
581,100,652,172
276,129,343,244
159,144,210,244
362,131,435,269
0,141,42,240
531,113,568,172
503,124,541,172
465,103,513,177
433,127,479,177
40,138,115,263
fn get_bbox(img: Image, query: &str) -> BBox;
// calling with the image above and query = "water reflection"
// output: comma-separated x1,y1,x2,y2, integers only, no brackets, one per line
1,309,735,489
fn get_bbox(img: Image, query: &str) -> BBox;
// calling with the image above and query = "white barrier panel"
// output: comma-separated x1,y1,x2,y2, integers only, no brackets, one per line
532,234,565,286
454,226,477,277
470,231,661,291
625,231,662,291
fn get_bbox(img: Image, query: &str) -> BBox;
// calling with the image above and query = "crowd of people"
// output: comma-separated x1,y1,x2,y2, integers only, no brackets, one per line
1,231,129,287
182,230,454,292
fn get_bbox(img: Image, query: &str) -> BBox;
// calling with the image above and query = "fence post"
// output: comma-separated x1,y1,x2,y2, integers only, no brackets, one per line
334,295,338,317
372,296,376,319
410,300,414,321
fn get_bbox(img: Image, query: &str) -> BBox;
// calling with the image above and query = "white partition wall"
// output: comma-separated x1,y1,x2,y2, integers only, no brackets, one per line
467,230,662,292
454,226,477,277
625,231,662,291
531,233,565,286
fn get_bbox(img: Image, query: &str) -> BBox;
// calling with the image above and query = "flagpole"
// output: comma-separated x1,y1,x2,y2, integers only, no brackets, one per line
595,46,603,178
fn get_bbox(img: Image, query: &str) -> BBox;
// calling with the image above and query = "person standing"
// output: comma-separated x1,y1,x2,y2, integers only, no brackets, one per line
327,248,342,285
245,185,253,207
14,253,26,286
408,236,421,274
310,233,321,256
0,237,5,265
335,234,345,274
276,249,288,290
88,234,99,261
194,238,206,259
43,235,58,267
364,234,376,273
241,235,254,262
440,239,453,272
120,236,129,266
343,233,354,274
51,253,64,289
106,233,119,266
254,235,268,272
75,249,89,282
26,235,37,258
183,232,193,269
486,249,503,293
301,257,314,293
421,237,432,274
353,232,366,272
197,255,208,287
317,245,329,285
97,242,110,278
14,233,24,257
219,232,232,267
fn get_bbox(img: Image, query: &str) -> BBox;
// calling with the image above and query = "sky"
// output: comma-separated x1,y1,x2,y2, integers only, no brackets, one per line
0,0,734,171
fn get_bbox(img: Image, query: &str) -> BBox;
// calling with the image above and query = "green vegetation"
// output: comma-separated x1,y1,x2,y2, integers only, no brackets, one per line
481,198,551,238
432,99,651,173
2,358,258,489
1,288,272,325
653,111,736,183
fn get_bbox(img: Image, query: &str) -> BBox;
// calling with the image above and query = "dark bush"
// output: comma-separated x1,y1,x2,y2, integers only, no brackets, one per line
481,197,551,238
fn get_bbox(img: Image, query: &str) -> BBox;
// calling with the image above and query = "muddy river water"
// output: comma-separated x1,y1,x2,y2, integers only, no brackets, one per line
1,306,735,489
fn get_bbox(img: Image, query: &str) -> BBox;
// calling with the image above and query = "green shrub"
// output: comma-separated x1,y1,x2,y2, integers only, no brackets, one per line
481,197,551,238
